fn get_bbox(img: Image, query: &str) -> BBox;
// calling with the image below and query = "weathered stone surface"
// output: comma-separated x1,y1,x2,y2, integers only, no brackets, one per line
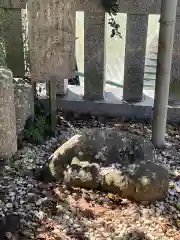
101,168,134,197
46,79,68,96
3,8,25,77
49,134,83,178
49,128,154,176
62,158,169,202
3,0,180,16
123,14,148,102
76,128,154,165
84,10,105,101
128,162,169,202
169,15,180,104
48,128,169,202
14,83,34,135
101,162,169,202
0,67,17,157
64,157,102,189
27,0,76,83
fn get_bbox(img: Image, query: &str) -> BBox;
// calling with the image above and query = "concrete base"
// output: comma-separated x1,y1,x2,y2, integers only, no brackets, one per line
39,85,180,123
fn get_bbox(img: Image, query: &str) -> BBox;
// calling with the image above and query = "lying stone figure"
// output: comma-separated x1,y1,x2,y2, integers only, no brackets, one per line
43,128,169,203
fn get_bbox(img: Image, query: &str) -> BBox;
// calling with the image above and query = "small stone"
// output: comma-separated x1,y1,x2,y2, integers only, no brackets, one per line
27,192,35,199
73,224,80,229
96,197,105,205
5,232,13,239
36,233,47,239
132,213,140,221
141,209,150,218
5,166,11,171
114,236,123,240
78,151,84,156
6,203,13,209
156,212,161,217
28,159,34,163
0,200,5,209
20,200,25,204
165,142,172,148
21,230,34,238
34,210,45,220
36,197,48,206
103,232,110,237
63,214,70,221
9,192,15,197
90,194,99,201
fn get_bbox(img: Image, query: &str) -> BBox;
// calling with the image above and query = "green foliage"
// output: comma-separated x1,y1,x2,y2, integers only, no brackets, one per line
7,153,17,169
24,116,48,144
102,0,122,38
24,101,52,144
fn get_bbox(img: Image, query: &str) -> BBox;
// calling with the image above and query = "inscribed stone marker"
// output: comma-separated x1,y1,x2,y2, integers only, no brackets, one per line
27,0,76,83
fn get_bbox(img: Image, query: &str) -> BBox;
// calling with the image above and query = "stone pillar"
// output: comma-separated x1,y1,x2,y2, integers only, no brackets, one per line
84,11,105,101
152,0,177,148
14,83,34,136
169,15,180,104
0,67,17,158
3,9,25,77
123,14,148,102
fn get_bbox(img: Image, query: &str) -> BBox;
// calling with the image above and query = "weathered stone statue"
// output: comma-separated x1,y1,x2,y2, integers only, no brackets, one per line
45,127,169,203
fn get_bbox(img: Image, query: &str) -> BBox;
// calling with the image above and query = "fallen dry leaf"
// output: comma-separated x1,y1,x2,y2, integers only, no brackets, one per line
53,187,62,198
67,195,77,208
77,198,90,209
36,233,47,239
174,232,180,240
91,205,108,216
77,198,108,217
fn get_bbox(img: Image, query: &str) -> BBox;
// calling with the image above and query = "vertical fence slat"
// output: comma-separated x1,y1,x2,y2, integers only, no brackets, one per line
3,9,25,77
123,14,148,102
84,10,105,101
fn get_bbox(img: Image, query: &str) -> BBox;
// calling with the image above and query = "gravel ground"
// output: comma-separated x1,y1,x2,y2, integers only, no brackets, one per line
0,113,179,240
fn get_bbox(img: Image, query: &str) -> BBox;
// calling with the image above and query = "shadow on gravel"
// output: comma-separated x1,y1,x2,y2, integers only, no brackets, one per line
118,229,152,239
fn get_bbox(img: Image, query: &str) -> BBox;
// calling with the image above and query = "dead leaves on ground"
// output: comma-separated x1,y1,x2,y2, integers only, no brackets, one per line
53,186,131,219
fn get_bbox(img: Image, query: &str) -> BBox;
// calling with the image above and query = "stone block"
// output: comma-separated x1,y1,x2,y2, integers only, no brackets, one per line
14,83,34,135
0,67,17,157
